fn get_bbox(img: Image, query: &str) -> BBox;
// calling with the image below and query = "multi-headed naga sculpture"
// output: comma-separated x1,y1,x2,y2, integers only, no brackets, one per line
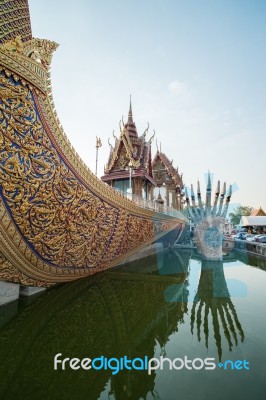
185,173,232,260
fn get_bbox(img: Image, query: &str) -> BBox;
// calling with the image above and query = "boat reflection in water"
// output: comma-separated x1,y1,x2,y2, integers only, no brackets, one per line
0,250,189,399
0,249,246,399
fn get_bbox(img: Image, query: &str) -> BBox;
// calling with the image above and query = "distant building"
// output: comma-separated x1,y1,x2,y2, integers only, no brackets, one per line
250,207,266,217
240,216,266,233
239,207,266,233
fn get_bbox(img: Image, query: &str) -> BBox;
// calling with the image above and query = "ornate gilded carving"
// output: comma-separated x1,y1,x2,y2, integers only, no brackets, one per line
0,49,46,94
105,131,141,173
3,35,24,53
0,35,58,95
0,251,52,287
23,38,59,69
0,1,187,286
0,0,32,44
0,71,184,285
0,73,118,269
152,152,184,210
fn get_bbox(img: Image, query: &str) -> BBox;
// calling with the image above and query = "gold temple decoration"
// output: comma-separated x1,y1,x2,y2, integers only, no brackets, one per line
152,151,184,210
0,1,187,286
0,0,32,44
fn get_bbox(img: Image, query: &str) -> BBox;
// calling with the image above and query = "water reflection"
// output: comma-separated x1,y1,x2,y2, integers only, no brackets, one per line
0,251,189,399
236,252,266,271
0,249,262,399
190,259,244,361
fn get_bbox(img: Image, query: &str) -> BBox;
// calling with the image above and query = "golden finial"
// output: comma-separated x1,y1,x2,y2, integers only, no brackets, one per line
143,122,149,137
112,130,118,141
96,137,102,148
149,129,155,143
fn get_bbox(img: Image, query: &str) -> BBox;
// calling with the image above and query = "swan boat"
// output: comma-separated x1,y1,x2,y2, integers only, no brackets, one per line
0,1,188,287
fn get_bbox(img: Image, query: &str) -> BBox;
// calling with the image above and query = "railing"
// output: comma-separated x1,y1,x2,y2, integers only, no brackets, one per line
112,187,187,221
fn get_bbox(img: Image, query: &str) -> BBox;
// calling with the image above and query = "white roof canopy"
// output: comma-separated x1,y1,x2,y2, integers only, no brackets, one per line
240,216,266,226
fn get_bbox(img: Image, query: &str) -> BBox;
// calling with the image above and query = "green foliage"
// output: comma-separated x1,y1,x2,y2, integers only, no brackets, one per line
229,206,254,227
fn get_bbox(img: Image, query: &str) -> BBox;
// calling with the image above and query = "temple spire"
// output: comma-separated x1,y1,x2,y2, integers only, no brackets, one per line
128,95,133,124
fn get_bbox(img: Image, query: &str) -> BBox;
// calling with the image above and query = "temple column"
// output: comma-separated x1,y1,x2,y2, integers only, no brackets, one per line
166,186,170,207
178,193,183,210
177,194,180,210
171,189,177,209
150,186,154,201
134,178,142,197
143,180,147,199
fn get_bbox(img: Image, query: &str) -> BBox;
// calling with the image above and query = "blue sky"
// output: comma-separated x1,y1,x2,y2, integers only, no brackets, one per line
28,0,266,210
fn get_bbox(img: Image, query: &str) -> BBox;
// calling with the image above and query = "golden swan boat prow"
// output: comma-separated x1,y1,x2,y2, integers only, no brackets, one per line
0,0,187,286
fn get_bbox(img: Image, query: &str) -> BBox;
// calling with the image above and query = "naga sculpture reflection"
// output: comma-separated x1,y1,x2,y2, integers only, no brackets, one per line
190,259,244,361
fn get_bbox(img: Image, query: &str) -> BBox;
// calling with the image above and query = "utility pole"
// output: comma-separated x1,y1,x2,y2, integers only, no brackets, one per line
95,136,102,176
128,160,133,198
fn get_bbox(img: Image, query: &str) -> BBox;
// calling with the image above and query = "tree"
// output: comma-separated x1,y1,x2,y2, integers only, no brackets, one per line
229,206,254,227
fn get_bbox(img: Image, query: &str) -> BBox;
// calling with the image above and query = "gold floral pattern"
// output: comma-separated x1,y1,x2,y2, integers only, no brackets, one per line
0,0,186,286
0,72,180,285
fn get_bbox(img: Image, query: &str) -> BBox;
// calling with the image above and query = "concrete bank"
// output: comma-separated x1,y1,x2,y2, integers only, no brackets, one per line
234,239,266,259
0,282,46,306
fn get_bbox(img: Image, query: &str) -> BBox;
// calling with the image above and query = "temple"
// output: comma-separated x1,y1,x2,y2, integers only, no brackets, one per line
152,151,184,210
101,99,156,199
102,99,184,210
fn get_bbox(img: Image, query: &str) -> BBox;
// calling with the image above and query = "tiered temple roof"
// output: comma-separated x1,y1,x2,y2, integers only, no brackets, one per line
102,99,156,186
102,100,185,209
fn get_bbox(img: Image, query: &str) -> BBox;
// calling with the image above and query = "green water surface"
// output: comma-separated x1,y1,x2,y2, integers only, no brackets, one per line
0,249,265,400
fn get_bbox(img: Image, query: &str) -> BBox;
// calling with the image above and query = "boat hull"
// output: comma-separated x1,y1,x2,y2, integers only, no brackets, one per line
0,56,187,287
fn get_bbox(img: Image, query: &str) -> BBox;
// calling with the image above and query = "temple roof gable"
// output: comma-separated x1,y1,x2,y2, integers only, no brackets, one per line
152,151,183,188
250,207,266,217
104,100,153,175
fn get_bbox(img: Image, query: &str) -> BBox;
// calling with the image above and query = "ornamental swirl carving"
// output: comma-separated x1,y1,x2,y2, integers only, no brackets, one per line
0,72,173,283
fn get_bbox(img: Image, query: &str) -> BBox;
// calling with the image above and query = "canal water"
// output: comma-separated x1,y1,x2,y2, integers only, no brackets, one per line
0,249,265,400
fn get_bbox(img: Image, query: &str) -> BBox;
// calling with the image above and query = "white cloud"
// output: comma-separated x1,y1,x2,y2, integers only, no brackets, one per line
168,80,187,95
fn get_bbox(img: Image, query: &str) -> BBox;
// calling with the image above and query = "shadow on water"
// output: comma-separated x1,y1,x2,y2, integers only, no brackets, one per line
1,248,263,399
